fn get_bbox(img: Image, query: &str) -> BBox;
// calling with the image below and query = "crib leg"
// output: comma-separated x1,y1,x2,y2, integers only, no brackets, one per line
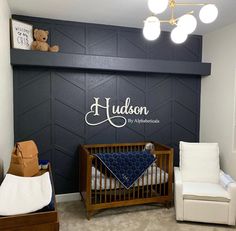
86,210,94,220
165,201,170,209
165,202,168,208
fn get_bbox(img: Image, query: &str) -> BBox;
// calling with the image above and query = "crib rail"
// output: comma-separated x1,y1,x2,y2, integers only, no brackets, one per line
79,142,173,219
90,153,170,204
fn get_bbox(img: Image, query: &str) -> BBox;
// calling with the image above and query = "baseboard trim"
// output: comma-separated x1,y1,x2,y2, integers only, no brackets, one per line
56,192,81,203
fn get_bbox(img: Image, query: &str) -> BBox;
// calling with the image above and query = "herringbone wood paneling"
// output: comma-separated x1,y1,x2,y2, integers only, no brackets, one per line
14,70,200,193
13,16,202,194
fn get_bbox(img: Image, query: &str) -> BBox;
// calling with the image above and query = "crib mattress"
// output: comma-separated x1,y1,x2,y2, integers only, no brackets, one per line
91,163,168,190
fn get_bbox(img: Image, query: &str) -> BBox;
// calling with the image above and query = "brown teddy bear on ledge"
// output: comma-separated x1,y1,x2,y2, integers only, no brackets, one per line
31,29,59,52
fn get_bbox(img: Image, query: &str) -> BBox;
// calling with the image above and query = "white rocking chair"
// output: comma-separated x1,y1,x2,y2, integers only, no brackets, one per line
174,142,236,225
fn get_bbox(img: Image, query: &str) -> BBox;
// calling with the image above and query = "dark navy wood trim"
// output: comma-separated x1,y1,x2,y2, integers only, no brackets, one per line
11,49,211,76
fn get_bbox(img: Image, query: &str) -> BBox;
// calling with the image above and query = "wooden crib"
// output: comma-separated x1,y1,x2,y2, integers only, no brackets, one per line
79,142,173,219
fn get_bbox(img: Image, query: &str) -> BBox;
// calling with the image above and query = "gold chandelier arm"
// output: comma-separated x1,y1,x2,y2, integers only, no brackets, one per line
160,19,177,25
159,10,194,25
175,10,194,20
175,3,206,6
171,6,174,19
160,20,171,23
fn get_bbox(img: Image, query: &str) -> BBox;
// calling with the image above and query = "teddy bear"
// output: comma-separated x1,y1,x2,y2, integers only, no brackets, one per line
31,29,59,52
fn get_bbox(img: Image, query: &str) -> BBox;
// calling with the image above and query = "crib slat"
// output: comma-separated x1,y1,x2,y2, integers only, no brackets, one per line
137,176,140,199
114,179,116,200
146,168,149,198
89,162,92,205
151,164,153,197
133,184,135,199
95,158,97,204
142,175,144,198
164,154,166,196
100,163,102,203
155,159,158,194
104,167,107,203
110,174,112,202
159,155,162,195
119,182,121,201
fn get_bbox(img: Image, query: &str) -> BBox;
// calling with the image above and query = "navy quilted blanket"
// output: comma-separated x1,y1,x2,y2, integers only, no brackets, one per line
93,151,156,189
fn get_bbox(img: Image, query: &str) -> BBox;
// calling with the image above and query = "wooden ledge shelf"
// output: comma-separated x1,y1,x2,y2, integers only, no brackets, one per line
11,49,211,76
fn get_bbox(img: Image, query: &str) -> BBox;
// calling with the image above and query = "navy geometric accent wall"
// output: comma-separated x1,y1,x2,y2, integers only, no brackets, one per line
13,15,201,194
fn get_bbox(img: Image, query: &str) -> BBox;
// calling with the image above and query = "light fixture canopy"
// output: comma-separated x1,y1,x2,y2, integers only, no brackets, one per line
199,4,218,24
148,0,169,14
143,0,218,44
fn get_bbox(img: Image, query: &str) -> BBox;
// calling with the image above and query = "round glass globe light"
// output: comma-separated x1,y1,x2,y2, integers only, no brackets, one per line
148,0,169,14
143,16,161,41
171,27,188,44
177,14,197,34
199,4,218,24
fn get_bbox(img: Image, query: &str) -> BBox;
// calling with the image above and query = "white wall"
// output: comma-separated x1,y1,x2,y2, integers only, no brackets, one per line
201,22,236,179
0,0,14,176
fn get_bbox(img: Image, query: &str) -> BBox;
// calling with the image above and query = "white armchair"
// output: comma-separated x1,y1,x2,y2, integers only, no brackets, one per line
174,142,236,225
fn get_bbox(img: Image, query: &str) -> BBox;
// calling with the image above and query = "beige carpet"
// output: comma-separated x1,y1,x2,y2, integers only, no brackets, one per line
57,201,236,231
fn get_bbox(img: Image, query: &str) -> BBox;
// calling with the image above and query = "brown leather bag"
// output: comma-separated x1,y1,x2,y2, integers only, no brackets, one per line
8,140,39,177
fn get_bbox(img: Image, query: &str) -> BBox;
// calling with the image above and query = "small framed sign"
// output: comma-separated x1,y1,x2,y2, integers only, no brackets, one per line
11,19,33,50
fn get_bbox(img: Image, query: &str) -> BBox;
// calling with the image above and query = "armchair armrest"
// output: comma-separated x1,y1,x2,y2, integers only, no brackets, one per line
227,178,236,225
174,167,183,184
220,170,236,225
220,170,235,189
174,167,184,221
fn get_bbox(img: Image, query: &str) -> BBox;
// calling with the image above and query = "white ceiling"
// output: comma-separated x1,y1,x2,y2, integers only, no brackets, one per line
8,0,236,35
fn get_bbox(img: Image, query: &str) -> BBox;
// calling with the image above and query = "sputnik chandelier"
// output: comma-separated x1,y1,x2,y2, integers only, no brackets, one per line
143,0,218,44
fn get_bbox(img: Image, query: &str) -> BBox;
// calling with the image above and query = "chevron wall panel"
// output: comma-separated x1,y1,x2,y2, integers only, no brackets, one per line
13,15,202,194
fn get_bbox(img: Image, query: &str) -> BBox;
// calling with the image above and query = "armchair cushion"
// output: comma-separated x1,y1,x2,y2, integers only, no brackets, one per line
180,142,220,183
183,182,230,202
